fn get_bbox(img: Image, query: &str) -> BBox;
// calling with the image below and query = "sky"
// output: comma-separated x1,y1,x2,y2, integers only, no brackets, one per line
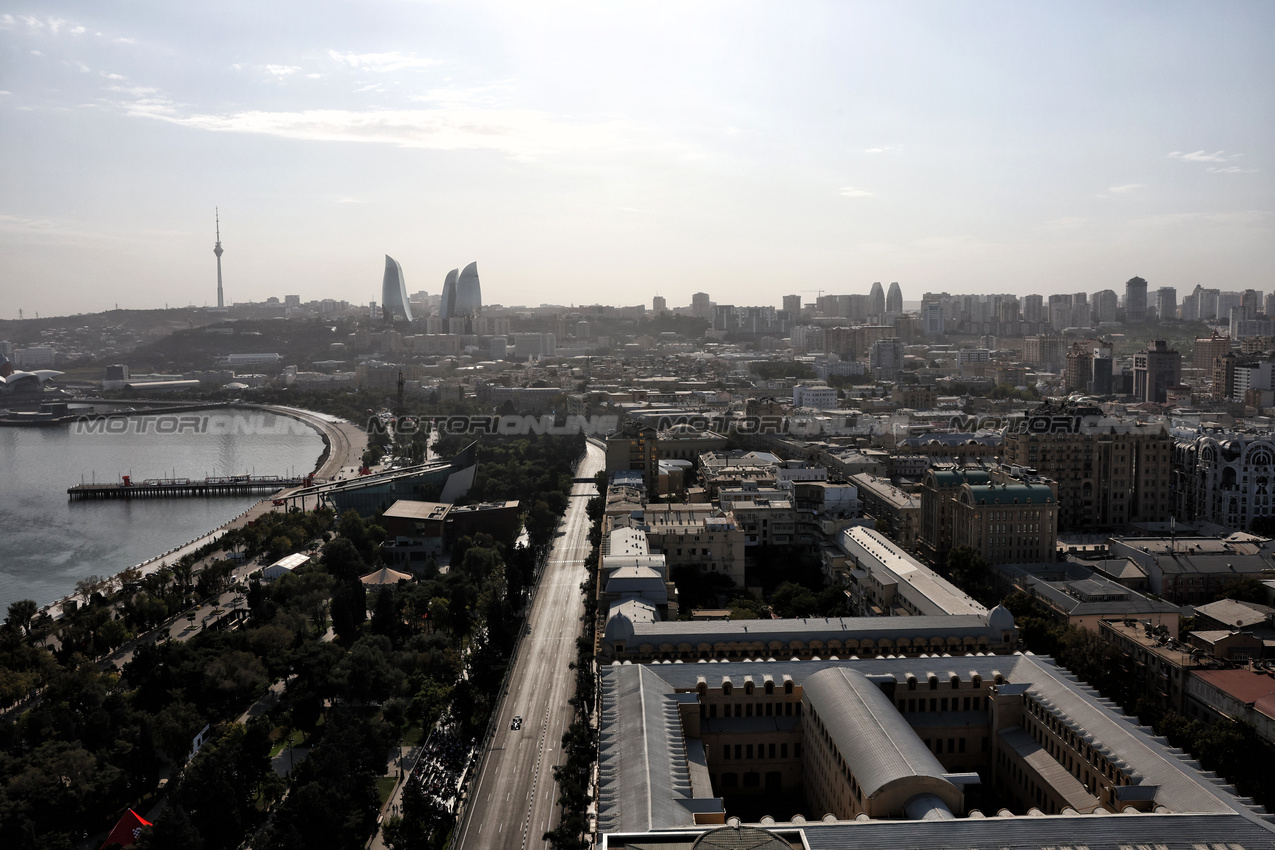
1,0,1272,319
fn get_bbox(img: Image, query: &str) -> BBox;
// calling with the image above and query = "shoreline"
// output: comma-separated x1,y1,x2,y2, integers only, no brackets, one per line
37,404,368,622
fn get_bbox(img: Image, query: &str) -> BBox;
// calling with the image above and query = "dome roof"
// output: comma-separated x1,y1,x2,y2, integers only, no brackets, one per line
988,604,1015,634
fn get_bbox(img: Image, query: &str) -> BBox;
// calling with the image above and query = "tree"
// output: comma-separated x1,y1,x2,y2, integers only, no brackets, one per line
6,598,38,636
945,546,991,596
1221,576,1267,604
75,574,107,602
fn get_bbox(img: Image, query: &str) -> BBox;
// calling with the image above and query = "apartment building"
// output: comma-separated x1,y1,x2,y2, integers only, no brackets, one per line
1001,400,1172,532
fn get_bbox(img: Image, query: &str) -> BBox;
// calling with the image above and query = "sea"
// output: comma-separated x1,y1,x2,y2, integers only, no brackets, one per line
0,408,324,614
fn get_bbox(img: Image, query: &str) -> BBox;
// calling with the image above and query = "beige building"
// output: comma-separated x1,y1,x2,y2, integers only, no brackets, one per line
950,477,1057,566
1001,400,1172,533
718,490,797,547
1100,619,1202,714
919,466,993,565
1194,331,1232,370
641,504,746,586
849,473,921,549
839,526,988,618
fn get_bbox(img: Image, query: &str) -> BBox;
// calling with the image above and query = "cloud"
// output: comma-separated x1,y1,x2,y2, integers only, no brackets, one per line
1107,184,1142,194
113,37,136,44
1207,165,1258,175
1041,216,1089,231
1132,209,1270,228
838,186,874,197
115,99,693,161
1168,150,1233,163
862,146,895,154
354,83,384,93
329,50,441,73
264,64,301,76
306,73,322,79
71,25,85,35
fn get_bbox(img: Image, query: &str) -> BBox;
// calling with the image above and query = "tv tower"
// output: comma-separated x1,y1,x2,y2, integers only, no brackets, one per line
213,208,225,308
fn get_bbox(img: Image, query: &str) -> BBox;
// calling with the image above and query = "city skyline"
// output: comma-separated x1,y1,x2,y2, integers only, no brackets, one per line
1,1,1272,320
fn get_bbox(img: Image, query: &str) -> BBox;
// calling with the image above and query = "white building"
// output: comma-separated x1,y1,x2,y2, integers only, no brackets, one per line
793,383,838,410
513,333,556,359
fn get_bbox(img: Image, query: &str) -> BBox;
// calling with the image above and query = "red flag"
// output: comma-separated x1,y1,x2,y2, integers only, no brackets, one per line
99,808,153,849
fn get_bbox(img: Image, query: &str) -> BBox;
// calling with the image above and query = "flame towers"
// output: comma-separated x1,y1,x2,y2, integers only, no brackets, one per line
382,255,413,322
440,261,482,320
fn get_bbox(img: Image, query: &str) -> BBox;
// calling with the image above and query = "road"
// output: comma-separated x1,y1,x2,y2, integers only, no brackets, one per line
454,442,602,850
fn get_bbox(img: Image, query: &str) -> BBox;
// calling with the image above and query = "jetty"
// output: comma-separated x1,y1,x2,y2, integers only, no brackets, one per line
68,474,313,501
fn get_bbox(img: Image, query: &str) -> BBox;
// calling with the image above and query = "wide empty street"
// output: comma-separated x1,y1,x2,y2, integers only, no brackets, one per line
455,441,602,850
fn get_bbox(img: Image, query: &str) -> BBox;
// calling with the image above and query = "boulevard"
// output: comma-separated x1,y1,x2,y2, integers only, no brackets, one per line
453,441,603,850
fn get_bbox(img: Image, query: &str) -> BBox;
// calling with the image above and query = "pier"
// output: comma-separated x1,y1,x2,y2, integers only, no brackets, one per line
68,474,312,501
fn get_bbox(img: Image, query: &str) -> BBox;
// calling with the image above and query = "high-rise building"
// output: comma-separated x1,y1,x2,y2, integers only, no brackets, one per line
454,262,482,315
1133,340,1181,403
439,268,458,319
1022,293,1044,325
1193,331,1232,370
1071,292,1091,327
1125,276,1148,322
868,281,885,316
1156,287,1177,321
213,209,225,308
869,337,906,381
886,281,903,314
1216,291,1243,323
1023,335,1067,373
381,255,413,322
439,262,482,321
1242,289,1263,318
1047,294,1072,331
1179,292,1200,322
920,301,944,336
1064,343,1093,391
1196,286,1221,320
1091,289,1118,323
652,295,667,313
782,294,801,316
691,292,713,319
1092,346,1115,394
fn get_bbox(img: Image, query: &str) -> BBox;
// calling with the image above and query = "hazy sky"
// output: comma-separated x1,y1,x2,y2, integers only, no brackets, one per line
2,1,1272,318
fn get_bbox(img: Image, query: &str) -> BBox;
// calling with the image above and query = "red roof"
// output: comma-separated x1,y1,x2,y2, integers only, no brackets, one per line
100,808,152,849
1193,668,1275,705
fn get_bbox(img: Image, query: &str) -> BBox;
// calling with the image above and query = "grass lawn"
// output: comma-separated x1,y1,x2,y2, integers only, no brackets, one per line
268,728,306,759
377,776,398,805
